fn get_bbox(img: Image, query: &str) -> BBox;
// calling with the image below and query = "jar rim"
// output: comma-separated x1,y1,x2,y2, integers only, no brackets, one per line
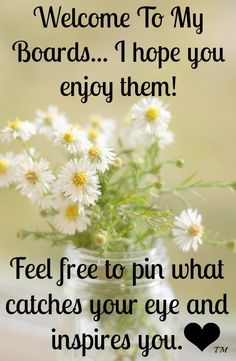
66,238,166,264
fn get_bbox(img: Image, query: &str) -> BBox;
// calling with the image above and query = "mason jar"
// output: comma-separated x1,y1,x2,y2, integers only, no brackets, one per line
57,240,179,361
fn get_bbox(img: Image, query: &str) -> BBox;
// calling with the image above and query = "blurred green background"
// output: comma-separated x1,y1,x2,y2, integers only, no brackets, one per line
0,0,235,315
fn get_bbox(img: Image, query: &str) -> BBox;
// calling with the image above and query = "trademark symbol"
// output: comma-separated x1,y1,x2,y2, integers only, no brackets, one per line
214,346,228,353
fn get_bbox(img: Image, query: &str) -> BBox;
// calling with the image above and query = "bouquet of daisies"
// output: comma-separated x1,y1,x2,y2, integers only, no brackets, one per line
0,98,235,252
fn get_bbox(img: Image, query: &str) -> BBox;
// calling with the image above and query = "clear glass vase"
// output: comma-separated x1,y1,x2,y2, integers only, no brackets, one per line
57,240,179,361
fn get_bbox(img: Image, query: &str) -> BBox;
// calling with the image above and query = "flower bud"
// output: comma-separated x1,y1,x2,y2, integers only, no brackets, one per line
16,231,22,239
114,157,123,168
95,233,107,246
133,157,144,165
233,240,236,253
176,158,185,168
230,182,236,190
156,181,164,190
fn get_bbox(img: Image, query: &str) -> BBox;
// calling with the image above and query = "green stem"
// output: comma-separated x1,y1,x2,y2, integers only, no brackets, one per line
19,139,35,159
162,181,235,193
204,239,235,249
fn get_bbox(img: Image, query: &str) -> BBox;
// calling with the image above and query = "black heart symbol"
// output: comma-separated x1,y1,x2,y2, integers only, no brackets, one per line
184,323,220,351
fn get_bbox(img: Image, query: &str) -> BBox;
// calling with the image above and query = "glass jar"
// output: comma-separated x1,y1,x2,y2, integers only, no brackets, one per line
57,240,179,361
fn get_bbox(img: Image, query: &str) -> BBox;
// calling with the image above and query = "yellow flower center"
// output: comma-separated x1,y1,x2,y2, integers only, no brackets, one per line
90,115,102,127
63,131,75,144
188,225,204,237
9,118,22,131
44,114,54,125
72,172,88,187
145,107,160,123
65,204,79,220
88,146,101,159
25,170,38,183
88,128,100,141
0,159,9,174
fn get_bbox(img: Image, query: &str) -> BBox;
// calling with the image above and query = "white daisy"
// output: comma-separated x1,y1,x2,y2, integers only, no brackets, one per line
85,116,117,147
119,112,174,151
28,188,53,209
119,125,154,151
173,209,204,252
53,201,90,235
58,158,100,205
86,126,108,145
53,127,91,154
35,105,68,138
158,129,175,149
89,115,117,145
0,118,36,143
85,143,116,172
0,152,17,187
50,180,71,208
16,157,55,197
119,124,144,150
100,118,118,146
131,98,171,135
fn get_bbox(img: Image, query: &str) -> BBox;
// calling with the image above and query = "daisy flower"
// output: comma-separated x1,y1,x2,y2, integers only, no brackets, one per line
119,109,173,151
0,118,36,143
58,158,100,205
53,127,91,155
28,189,53,209
16,157,55,197
53,201,90,235
118,121,151,153
89,115,117,143
100,118,118,146
85,143,116,172
0,152,17,187
172,209,204,252
131,98,171,135
35,105,68,138
158,129,175,149
86,126,107,145
50,180,72,208
119,124,144,150
86,116,117,147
